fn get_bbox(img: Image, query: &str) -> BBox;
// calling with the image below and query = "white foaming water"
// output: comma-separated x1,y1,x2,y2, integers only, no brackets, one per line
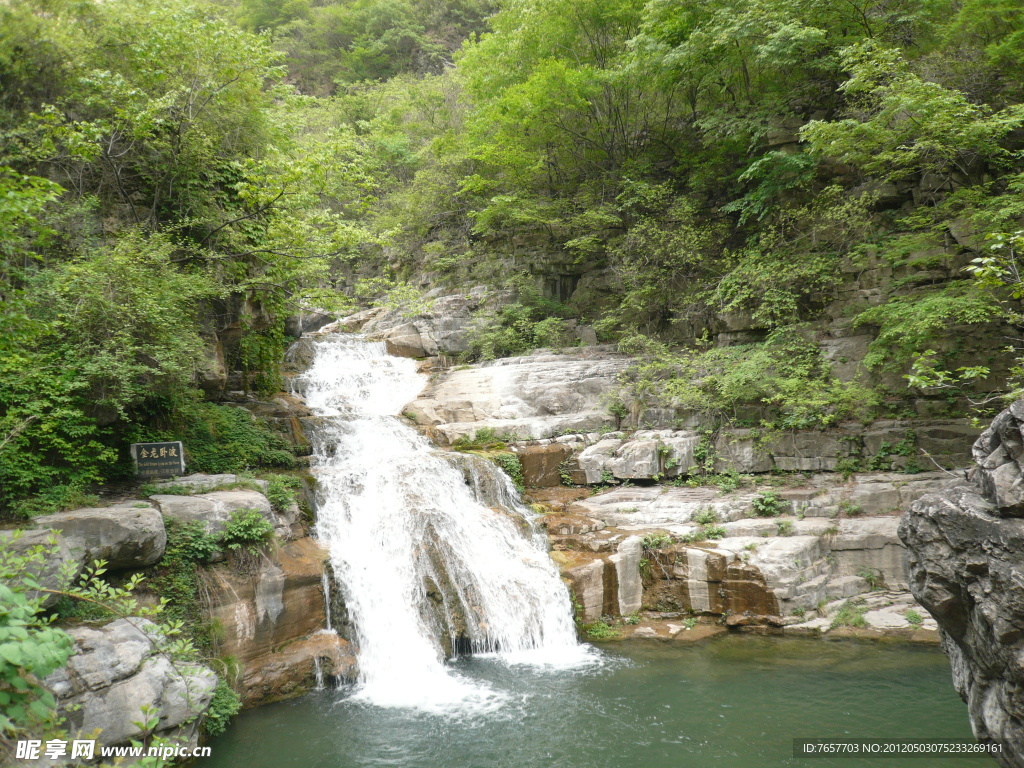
297,334,594,712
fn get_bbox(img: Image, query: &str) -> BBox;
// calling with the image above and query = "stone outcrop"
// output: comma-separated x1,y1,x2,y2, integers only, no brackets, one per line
973,400,1024,516
33,502,166,570
900,399,1024,767
0,528,82,608
404,347,631,442
400,336,980,475
151,490,275,536
45,619,217,749
204,537,352,706
541,471,954,626
340,291,487,358
514,423,977,483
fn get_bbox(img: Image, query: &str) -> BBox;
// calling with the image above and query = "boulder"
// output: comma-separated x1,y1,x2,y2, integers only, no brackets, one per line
357,294,484,358
152,490,274,535
0,529,82,608
151,473,241,492
609,440,661,480
973,401,1024,516
33,502,166,569
45,619,217,748
901,486,1024,767
240,632,356,706
713,430,774,473
515,443,572,487
204,537,335,705
404,348,630,441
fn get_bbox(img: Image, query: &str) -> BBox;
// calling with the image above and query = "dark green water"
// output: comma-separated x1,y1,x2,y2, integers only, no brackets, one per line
207,636,994,768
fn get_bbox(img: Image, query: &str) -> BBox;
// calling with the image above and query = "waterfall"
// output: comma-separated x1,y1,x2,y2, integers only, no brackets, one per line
296,334,589,711
321,571,332,631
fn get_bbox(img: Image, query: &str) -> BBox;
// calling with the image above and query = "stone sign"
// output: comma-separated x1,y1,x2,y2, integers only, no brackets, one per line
131,441,185,479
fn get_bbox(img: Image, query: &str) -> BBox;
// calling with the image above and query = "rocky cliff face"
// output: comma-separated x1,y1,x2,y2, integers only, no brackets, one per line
900,401,1024,767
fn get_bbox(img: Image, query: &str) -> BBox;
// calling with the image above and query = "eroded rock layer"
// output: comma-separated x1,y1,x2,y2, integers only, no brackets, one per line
900,400,1024,767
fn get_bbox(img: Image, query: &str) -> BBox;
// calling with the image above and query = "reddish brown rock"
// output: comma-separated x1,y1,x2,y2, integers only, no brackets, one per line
540,514,605,536
239,632,356,707
516,444,573,487
205,537,333,706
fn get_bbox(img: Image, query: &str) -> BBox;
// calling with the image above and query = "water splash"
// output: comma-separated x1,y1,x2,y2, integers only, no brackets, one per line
297,335,592,712
312,656,325,691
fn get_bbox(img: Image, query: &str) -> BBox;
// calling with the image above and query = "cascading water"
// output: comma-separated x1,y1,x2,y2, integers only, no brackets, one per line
295,333,590,711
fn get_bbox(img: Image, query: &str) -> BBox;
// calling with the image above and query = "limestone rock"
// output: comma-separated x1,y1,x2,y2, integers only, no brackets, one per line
152,490,274,535
357,294,484,358
713,430,773,473
239,632,355,706
204,537,334,705
46,618,216,748
973,401,1024,516
33,502,166,569
151,473,242,492
900,485,1024,766
0,529,82,608
404,347,630,441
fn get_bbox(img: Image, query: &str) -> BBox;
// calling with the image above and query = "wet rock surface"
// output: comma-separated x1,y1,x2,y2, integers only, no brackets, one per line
204,537,342,705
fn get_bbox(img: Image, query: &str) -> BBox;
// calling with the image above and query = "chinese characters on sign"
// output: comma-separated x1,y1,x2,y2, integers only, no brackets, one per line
130,441,185,479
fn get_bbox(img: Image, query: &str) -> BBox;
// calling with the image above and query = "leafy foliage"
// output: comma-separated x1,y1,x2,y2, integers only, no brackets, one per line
619,328,877,430
202,679,242,737
220,509,275,554
751,491,782,518
0,535,75,734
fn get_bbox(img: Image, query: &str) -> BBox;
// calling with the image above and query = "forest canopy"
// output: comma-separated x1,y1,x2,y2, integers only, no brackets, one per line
2,0,1024,513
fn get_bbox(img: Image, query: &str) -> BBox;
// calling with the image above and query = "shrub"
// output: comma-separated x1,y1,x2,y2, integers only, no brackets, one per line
702,524,727,540
202,680,242,737
858,568,884,590
693,508,719,526
752,491,782,517
134,401,296,475
776,520,794,536
220,509,274,554
839,499,865,517
491,452,524,491
905,609,924,628
264,474,302,512
451,427,517,452
830,598,869,629
582,619,620,641
641,532,674,550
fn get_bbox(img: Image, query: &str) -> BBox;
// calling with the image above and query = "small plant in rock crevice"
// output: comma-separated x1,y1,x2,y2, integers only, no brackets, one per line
830,598,869,629
752,490,782,517
858,568,884,590
582,618,620,640
490,452,524,491
693,508,719,526
220,509,275,555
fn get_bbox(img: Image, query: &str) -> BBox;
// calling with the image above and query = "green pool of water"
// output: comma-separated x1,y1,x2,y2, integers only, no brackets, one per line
207,636,994,768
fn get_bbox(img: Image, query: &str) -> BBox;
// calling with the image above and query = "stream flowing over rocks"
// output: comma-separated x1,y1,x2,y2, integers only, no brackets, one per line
900,400,1024,768
293,332,589,711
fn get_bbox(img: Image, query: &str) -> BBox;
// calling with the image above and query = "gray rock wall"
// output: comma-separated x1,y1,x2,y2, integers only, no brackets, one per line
900,400,1024,767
